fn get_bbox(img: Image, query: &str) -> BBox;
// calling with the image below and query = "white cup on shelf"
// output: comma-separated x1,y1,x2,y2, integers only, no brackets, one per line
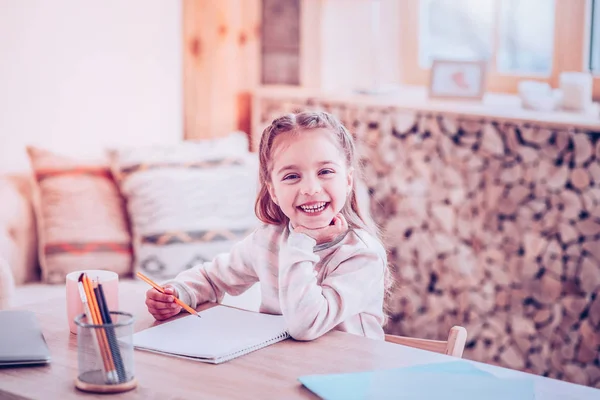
559,71,593,112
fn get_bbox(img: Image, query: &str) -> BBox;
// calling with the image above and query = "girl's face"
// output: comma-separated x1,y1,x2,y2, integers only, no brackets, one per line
267,128,353,230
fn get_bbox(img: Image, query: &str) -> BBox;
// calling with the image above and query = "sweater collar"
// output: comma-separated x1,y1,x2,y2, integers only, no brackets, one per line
286,221,351,252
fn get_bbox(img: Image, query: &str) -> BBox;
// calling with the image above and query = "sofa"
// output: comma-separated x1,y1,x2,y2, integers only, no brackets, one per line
0,174,37,308
0,133,262,311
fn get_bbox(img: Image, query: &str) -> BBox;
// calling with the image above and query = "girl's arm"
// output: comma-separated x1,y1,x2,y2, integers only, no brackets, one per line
278,230,385,341
163,232,259,309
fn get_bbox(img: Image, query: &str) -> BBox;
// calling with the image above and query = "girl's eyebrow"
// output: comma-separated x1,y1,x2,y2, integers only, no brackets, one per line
276,161,340,175
318,161,341,167
277,165,297,175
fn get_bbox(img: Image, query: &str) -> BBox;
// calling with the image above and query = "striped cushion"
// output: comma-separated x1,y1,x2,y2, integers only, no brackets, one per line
110,134,259,280
27,147,132,283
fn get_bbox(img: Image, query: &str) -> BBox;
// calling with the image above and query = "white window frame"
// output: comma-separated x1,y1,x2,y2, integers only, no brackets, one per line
399,0,600,98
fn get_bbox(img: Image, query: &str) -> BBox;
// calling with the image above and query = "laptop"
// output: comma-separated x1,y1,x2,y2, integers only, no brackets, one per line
0,310,51,366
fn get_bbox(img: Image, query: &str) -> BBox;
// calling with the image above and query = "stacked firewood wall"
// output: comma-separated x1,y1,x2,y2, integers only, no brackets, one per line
257,97,600,388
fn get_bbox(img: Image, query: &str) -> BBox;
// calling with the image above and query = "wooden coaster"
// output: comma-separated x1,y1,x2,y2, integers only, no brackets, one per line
75,377,137,394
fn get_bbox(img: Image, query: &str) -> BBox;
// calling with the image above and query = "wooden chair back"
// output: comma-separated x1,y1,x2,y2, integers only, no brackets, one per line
385,326,467,358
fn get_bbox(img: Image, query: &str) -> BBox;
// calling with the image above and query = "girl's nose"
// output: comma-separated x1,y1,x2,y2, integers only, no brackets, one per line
300,177,321,196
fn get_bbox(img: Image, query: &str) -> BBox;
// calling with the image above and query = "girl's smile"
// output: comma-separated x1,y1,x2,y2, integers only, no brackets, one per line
297,201,329,214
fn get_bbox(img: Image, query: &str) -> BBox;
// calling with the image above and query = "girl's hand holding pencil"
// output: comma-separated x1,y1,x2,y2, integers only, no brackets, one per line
145,285,182,321
137,272,200,321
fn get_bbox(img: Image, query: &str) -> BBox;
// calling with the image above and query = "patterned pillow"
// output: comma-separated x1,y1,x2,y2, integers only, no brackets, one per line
110,133,259,280
27,147,132,283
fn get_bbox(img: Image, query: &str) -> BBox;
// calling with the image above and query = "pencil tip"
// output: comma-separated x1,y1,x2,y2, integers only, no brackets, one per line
78,273,84,282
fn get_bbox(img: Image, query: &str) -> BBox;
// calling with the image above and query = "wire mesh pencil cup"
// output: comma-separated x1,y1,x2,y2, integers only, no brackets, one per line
74,311,137,393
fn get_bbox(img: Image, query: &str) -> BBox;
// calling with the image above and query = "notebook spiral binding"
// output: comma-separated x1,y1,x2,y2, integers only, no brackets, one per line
216,331,291,364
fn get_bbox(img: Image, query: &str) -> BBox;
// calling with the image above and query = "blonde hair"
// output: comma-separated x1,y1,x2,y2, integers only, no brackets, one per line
255,111,375,235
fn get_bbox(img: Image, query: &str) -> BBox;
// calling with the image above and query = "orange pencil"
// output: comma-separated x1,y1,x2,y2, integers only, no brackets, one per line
136,271,200,317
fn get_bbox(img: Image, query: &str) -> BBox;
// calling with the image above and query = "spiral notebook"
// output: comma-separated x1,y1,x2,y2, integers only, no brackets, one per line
132,305,290,364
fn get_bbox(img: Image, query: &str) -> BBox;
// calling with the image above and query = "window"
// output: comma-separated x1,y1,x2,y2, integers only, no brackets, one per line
496,0,555,74
400,0,590,95
419,0,494,68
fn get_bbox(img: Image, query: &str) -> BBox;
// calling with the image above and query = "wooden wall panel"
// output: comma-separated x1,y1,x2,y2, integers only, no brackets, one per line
183,0,260,141
237,0,261,141
261,0,301,85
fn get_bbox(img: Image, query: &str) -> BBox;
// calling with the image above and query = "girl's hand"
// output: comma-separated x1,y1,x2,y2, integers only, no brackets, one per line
294,214,349,245
145,284,182,321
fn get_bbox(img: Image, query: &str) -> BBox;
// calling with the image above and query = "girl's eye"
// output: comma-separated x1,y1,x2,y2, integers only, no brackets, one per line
319,169,335,175
282,173,299,181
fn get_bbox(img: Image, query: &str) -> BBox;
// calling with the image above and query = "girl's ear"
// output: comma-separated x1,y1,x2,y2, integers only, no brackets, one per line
267,182,278,205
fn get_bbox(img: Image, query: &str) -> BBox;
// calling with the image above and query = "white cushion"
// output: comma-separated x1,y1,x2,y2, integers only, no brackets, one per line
111,133,260,280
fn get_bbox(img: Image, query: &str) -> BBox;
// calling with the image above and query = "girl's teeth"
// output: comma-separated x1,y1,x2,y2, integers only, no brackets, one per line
300,202,327,213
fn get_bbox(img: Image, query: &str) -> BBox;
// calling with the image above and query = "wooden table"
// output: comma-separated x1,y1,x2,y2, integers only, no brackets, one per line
1,285,599,399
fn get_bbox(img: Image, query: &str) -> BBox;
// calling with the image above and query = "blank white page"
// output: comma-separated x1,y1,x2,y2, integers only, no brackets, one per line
132,305,289,364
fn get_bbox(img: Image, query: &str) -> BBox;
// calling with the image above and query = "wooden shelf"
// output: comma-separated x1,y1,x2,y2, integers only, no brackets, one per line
254,85,600,132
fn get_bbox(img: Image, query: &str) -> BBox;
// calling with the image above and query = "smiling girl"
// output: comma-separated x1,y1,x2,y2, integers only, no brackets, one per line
144,111,389,341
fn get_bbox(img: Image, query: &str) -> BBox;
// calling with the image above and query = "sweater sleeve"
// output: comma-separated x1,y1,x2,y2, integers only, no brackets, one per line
278,230,385,341
163,232,258,309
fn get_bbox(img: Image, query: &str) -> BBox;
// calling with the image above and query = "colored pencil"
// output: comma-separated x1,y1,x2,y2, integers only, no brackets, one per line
95,282,126,383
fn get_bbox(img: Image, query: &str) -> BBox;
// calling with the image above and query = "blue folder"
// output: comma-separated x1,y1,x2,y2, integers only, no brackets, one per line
298,361,534,400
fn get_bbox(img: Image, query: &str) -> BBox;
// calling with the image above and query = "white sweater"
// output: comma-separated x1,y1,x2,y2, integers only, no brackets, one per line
166,223,387,341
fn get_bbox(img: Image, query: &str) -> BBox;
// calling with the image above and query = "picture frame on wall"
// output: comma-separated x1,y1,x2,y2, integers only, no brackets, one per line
428,60,487,101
